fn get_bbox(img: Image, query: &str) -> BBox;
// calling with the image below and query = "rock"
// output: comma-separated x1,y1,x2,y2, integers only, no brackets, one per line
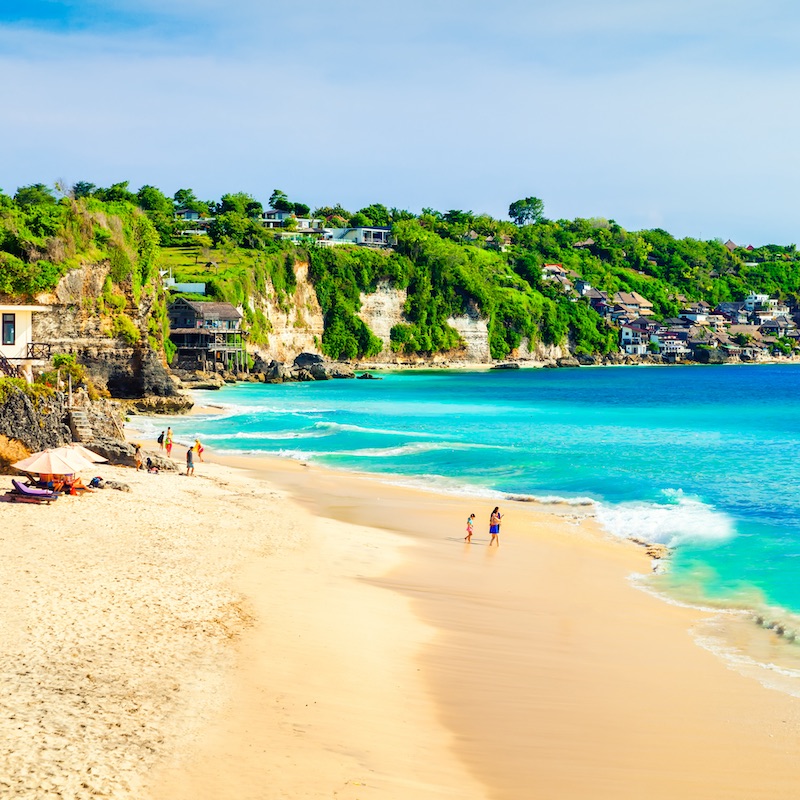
645,543,670,560
125,395,194,415
0,386,71,458
357,372,381,380
309,363,332,380
556,357,581,368
575,354,597,366
86,438,178,470
328,363,355,379
104,480,131,492
491,362,520,370
294,352,325,369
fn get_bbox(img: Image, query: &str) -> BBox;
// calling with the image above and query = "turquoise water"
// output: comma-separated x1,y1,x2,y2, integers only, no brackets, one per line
150,364,800,621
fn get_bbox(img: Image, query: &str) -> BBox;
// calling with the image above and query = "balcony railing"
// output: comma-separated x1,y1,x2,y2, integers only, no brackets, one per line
26,342,52,359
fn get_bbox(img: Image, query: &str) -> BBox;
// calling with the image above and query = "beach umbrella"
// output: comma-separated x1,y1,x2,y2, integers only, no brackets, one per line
12,447,95,476
66,443,108,463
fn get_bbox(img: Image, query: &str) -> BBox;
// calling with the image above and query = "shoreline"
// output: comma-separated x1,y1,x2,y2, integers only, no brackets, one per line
127,433,800,798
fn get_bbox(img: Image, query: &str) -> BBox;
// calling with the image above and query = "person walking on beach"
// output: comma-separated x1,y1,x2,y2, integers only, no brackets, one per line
165,427,173,458
465,513,476,542
194,438,205,462
134,443,143,471
489,506,502,546
157,431,165,450
186,445,195,476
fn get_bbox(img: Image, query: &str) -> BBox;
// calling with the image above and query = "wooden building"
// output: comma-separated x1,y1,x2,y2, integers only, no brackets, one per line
168,298,248,372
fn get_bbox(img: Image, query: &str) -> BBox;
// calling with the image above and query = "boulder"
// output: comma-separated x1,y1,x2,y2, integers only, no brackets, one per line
357,372,382,380
491,362,521,370
556,357,581,368
310,363,332,381
86,438,178,470
0,387,71,456
125,395,194,415
293,352,325,369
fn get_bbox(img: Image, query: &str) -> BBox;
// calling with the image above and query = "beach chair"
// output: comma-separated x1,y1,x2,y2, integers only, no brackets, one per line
6,479,59,504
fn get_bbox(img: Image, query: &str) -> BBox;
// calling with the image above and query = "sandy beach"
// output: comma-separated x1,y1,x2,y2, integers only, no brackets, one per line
2,441,799,799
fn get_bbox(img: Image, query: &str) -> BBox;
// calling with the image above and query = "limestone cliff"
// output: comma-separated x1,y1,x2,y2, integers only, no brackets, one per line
251,261,325,363
33,262,178,399
356,282,408,362
357,281,492,364
513,338,569,363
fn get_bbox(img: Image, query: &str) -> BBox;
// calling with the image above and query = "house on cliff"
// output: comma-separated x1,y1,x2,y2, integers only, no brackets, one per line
0,304,51,379
167,298,248,373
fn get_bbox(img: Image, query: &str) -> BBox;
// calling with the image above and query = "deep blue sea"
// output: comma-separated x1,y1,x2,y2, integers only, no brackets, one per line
145,364,800,643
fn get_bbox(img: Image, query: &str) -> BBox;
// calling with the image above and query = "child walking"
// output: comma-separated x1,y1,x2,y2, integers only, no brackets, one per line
465,513,475,542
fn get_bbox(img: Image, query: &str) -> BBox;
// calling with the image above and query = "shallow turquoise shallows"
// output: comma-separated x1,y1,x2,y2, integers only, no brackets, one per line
150,364,800,618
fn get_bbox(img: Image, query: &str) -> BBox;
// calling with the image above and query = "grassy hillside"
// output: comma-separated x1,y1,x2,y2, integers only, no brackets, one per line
4,183,799,364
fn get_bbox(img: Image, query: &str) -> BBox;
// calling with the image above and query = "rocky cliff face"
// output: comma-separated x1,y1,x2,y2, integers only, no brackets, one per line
357,282,492,363
33,263,178,398
252,261,325,363
446,313,491,363
0,387,71,467
357,282,408,361
513,338,569,363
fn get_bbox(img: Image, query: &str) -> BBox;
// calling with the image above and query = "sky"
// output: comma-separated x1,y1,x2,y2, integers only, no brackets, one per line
1,0,798,244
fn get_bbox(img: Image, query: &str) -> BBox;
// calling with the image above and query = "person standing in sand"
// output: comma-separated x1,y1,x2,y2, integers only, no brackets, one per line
186,446,195,476
465,513,475,542
157,431,165,450
165,427,173,458
134,444,143,471
488,506,502,546
194,439,205,462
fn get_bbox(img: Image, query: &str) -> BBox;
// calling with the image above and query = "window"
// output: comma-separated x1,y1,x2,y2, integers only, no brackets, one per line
2,314,15,346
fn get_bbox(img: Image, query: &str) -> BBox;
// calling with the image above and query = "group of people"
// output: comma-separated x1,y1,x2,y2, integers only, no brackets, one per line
464,507,503,546
152,428,206,476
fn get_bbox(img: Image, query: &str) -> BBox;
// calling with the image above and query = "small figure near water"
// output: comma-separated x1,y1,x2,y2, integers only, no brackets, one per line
489,507,502,546
157,431,165,450
194,439,205,462
134,444,143,471
165,427,173,458
465,513,476,542
186,446,195,476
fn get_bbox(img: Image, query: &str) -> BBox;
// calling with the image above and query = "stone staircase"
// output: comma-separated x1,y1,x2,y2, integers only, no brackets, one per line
68,409,94,442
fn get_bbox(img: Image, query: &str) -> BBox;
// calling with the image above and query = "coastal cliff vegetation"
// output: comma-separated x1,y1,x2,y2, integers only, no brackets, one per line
2,181,799,366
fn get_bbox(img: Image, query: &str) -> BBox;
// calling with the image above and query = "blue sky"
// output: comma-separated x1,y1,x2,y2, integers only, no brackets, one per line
1,1,798,243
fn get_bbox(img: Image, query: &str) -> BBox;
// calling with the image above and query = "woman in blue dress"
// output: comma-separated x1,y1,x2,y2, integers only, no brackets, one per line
489,507,502,546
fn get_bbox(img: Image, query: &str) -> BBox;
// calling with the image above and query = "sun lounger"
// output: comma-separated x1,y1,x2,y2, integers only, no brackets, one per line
6,479,59,504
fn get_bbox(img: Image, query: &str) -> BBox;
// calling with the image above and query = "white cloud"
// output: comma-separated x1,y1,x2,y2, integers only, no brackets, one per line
1,2,799,242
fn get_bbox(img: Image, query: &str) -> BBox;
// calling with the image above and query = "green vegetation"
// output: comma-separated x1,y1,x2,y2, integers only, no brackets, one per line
0,377,55,404
2,181,799,366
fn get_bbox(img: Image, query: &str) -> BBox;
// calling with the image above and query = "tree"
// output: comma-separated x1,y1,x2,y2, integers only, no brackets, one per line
136,185,173,215
219,192,262,217
14,183,57,207
358,203,391,226
269,189,292,212
293,202,311,217
173,188,210,216
72,181,96,199
509,196,545,226
94,181,137,203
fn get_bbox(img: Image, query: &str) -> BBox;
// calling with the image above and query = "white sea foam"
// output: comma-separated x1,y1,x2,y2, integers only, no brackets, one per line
378,474,508,500
595,490,734,547
198,429,330,441
312,421,448,438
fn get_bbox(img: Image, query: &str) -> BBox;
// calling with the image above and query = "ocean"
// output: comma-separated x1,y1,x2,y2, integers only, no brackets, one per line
144,364,800,691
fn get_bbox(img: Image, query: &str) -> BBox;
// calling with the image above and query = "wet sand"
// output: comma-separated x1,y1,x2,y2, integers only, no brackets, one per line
3,445,800,799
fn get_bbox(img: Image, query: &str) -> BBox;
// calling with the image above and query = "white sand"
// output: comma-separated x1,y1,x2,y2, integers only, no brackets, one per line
3,448,800,799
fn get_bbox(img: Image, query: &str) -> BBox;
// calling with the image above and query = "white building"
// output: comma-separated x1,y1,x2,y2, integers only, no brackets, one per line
0,304,50,379
744,293,771,312
319,226,394,247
